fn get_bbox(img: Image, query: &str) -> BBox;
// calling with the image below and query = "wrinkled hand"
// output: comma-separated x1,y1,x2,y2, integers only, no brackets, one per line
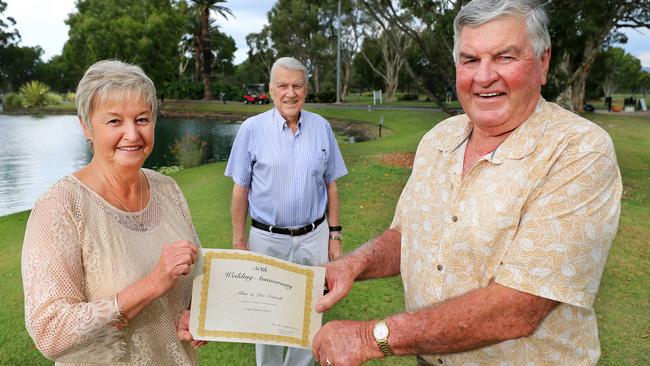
316,259,357,313
150,240,199,295
328,239,342,261
313,320,381,366
177,310,207,349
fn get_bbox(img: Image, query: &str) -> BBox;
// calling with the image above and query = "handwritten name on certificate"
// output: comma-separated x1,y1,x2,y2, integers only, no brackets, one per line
189,249,326,349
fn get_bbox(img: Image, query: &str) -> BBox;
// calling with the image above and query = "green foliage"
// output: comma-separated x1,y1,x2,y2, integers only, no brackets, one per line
398,93,419,101
44,92,63,105
2,91,23,111
171,133,207,168
588,47,645,98
63,92,75,103
315,90,336,103
162,78,204,99
18,80,50,108
62,0,186,89
0,45,43,92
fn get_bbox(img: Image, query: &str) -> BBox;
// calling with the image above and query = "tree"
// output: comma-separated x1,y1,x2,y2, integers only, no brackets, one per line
353,27,410,102
267,0,338,93
244,26,276,81
0,0,23,91
188,0,233,100
588,47,644,99
547,0,650,111
0,45,43,91
357,0,460,113
62,0,186,92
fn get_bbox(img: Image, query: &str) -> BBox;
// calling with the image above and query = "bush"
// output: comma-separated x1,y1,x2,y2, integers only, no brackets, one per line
398,93,419,101
211,81,242,101
19,81,50,108
162,79,203,100
45,92,64,105
315,90,336,103
64,92,76,103
2,92,25,111
171,133,207,169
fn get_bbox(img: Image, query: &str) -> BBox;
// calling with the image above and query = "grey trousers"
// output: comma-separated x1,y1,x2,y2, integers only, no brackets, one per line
248,221,329,366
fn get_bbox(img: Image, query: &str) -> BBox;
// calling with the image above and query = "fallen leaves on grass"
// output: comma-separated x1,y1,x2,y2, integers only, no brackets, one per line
378,152,415,168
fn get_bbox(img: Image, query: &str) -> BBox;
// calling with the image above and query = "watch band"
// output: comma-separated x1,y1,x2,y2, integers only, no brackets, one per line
374,320,394,357
328,225,342,232
377,339,394,357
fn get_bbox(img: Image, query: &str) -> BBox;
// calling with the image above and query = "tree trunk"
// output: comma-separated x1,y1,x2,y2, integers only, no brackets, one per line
557,39,600,112
201,8,213,100
313,64,320,94
193,36,202,83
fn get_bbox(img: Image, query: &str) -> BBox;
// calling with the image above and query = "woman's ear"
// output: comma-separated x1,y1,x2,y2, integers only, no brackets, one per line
79,117,93,142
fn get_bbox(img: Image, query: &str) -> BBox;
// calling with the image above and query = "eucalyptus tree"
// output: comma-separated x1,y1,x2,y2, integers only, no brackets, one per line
188,0,233,99
357,0,461,113
546,0,650,111
267,0,341,94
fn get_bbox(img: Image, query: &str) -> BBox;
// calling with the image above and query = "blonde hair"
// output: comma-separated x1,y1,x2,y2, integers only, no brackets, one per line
75,60,157,128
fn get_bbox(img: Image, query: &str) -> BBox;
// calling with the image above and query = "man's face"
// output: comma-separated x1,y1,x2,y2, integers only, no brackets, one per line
455,16,550,135
269,67,307,123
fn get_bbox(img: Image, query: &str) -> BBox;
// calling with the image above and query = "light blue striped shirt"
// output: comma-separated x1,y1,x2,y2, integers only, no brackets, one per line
225,108,348,228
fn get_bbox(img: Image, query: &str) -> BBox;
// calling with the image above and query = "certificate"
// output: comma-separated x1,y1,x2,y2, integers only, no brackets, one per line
189,249,326,349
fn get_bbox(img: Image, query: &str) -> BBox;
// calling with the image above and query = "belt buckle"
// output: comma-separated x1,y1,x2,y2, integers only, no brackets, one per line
289,228,297,236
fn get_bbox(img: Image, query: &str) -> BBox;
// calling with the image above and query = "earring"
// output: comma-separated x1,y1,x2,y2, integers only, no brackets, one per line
86,139,93,145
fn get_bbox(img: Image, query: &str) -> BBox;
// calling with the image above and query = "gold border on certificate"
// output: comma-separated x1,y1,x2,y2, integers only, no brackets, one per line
197,251,315,347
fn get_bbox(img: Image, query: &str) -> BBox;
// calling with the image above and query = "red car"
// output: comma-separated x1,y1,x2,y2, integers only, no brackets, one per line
241,84,270,105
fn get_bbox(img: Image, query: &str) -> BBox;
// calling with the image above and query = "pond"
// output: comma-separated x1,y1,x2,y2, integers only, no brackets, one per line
0,114,242,217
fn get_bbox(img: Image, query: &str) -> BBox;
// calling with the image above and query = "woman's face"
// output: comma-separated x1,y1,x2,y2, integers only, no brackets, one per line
82,91,154,171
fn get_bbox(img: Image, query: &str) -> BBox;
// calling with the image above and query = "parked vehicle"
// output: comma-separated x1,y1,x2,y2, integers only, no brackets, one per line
241,83,270,104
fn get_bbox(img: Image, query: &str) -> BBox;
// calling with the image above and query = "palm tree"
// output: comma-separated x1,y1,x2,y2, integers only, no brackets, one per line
189,0,233,100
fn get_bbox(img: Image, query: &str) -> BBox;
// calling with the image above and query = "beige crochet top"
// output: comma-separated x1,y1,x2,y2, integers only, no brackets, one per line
22,169,200,365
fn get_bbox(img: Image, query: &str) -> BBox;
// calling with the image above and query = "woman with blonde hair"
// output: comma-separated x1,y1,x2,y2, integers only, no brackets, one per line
22,60,204,365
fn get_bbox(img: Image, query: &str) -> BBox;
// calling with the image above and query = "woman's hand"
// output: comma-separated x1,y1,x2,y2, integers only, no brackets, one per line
177,310,207,349
148,240,199,296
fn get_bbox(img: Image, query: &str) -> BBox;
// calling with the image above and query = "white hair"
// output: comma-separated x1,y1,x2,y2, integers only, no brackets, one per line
270,57,308,84
75,59,158,128
452,0,551,63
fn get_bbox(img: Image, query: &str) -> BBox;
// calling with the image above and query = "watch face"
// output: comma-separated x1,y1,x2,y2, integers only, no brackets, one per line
374,322,389,339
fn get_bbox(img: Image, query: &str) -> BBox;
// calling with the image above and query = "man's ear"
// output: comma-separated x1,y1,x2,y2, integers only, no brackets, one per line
540,48,551,86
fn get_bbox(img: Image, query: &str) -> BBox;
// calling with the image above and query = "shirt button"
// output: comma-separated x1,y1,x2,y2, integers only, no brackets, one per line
451,215,458,222
437,264,443,271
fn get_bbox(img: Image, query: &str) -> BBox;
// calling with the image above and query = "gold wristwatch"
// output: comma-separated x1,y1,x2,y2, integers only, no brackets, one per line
373,320,394,357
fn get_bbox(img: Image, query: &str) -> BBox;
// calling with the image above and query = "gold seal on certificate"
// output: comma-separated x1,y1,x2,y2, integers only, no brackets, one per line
189,249,326,349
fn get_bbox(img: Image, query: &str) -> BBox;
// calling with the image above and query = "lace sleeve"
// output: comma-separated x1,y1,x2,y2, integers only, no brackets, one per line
21,187,126,362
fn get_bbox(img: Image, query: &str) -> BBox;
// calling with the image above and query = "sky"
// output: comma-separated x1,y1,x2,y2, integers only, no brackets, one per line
4,0,650,67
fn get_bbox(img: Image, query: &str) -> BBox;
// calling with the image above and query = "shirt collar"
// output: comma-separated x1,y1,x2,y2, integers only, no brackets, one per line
434,98,549,163
273,108,303,132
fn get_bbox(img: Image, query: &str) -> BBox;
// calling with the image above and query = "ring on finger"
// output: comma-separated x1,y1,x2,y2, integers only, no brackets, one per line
325,358,332,366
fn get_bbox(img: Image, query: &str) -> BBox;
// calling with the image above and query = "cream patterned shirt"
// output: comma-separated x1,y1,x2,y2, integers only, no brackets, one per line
391,100,622,365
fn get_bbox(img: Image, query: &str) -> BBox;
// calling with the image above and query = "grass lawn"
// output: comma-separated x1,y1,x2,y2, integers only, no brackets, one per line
0,104,648,365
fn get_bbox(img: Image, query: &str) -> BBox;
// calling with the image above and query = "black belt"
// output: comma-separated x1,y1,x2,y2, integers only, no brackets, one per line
251,215,325,236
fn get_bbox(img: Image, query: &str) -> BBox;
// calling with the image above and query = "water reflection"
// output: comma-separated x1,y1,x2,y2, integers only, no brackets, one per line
0,114,241,216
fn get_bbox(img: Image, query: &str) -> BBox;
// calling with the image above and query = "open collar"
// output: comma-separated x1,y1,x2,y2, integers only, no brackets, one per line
434,98,549,163
273,108,303,132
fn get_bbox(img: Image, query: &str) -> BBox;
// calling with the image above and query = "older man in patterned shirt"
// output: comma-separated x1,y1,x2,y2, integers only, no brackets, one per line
311,1,622,366
225,56,348,366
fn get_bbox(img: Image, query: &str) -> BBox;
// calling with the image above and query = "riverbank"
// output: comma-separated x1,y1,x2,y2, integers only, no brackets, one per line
1,108,649,365
1,99,384,142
